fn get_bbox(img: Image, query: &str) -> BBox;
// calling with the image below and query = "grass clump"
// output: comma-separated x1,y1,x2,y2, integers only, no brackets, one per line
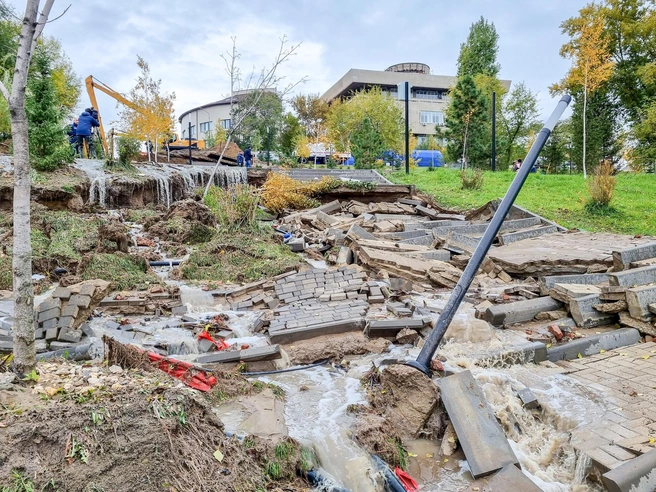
587,160,616,207
0,255,11,290
204,184,260,231
80,253,158,290
181,229,300,283
460,168,484,190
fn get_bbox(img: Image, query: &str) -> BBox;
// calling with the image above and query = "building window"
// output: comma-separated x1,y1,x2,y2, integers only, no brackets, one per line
190,125,196,138
416,135,428,146
415,89,442,100
221,119,231,129
420,111,444,125
200,122,212,133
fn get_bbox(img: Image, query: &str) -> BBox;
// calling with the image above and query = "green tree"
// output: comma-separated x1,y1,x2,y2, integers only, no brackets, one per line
570,87,620,173
445,75,488,168
350,116,385,168
25,45,72,171
457,16,501,78
279,112,303,156
291,93,329,142
39,36,80,117
541,119,573,173
232,91,283,152
326,87,403,154
498,82,541,169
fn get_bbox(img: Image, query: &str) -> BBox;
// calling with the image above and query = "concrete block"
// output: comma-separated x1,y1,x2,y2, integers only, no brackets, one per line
68,294,91,309
498,225,559,246
547,328,641,362
518,388,540,410
649,303,656,315
80,323,94,338
336,246,353,265
398,198,426,207
58,329,82,343
432,217,541,240
48,341,74,351
485,297,562,327
269,319,364,344
443,231,479,255
41,318,58,330
0,340,13,352
438,370,519,478
61,305,80,318
199,339,215,353
602,447,656,492
609,265,656,287
569,294,617,328
612,242,656,271
197,345,281,364
37,307,60,323
331,293,347,301
79,283,96,297
35,339,47,353
484,464,544,492
37,298,61,313
539,273,609,296
288,238,305,252
399,234,434,246
52,286,71,300
618,312,656,336
626,285,656,321
346,223,376,241
45,328,59,341
57,316,75,330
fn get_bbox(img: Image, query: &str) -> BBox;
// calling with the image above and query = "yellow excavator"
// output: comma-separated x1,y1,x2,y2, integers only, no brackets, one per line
85,75,205,156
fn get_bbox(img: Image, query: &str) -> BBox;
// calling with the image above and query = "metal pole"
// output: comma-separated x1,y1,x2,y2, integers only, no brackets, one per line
188,121,192,165
405,81,410,175
491,91,496,172
407,95,571,376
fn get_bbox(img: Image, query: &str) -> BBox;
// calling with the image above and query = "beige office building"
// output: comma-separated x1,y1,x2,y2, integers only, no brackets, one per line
322,63,510,144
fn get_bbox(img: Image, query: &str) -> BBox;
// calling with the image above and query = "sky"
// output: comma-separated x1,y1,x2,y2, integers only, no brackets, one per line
8,0,587,133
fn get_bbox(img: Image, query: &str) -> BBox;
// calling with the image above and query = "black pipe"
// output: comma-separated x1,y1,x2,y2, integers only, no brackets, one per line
407,95,572,376
36,343,93,361
306,470,350,492
371,455,406,492
149,260,182,267
53,268,67,275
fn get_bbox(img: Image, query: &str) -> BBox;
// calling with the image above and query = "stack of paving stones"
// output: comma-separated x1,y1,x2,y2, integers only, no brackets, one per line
269,299,369,332
274,266,368,304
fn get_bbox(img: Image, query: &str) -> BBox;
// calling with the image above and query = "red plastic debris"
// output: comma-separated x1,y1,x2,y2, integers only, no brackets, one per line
198,330,230,351
394,467,419,492
147,351,217,392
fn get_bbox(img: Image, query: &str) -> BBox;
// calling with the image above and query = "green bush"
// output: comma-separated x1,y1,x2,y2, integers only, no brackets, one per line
204,184,260,231
460,169,484,190
117,136,141,167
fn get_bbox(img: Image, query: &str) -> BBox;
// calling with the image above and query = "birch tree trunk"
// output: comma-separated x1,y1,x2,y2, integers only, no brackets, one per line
582,81,588,179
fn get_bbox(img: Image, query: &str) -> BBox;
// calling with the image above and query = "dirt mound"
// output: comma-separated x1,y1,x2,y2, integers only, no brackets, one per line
0,361,312,492
285,333,391,364
352,413,406,468
206,141,242,161
97,219,129,253
165,199,216,226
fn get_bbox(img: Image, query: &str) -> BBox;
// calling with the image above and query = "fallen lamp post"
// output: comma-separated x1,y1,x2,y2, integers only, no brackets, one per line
407,95,572,376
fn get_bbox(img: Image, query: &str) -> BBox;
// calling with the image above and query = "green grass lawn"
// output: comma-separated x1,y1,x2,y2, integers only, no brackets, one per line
386,168,656,236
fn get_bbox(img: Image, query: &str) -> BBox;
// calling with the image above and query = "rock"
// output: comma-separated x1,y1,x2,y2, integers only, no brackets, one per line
88,377,103,387
395,328,418,345
380,364,439,437
440,422,458,456
0,372,16,390
136,236,156,248
108,365,123,374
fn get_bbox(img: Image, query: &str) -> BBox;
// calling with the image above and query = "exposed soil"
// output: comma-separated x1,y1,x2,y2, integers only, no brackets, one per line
0,360,312,492
284,333,391,364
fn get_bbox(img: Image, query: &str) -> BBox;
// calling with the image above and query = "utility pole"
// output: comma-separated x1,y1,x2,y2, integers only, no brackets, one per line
405,82,410,175
491,91,497,172
188,121,192,165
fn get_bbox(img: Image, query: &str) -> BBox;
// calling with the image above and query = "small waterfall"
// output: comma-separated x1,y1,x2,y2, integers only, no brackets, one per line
72,159,108,206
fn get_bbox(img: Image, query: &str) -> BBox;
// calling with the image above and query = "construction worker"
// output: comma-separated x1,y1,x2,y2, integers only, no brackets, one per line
67,118,79,157
244,146,253,168
77,109,100,158
237,151,245,166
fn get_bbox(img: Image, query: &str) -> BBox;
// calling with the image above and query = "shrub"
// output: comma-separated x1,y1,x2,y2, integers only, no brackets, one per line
204,184,260,231
587,160,616,207
117,137,141,166
460,169,484,190
260,173,341,213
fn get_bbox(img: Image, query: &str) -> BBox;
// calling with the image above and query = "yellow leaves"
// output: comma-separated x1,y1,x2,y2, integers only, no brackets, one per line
641,355,650,360
295,135,311,160
649,437,655,445
260,173,340,213
408,452,418,458
213,449,224,462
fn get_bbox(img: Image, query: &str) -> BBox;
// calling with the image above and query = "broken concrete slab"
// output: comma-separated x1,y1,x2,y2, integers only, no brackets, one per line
593,300,628,313
443,231,480,255
498,225,559,246
431,217,542,240
196,345,281,364
415,205,439,219
346,223,376,241
518,388,539,410
539,273,610,296
58,329,82,343
398,234,435,246
404,249,451,262
484,464,544,492
438,370,519,478
336,246,353,265
547,328,641,362
570,294,617,328
269,319,365,344
626,285,656,322
602,447,656,492
609,265,656,287
618,312,656,337
365,318,430,338
485,297,563,327
612,242,656,272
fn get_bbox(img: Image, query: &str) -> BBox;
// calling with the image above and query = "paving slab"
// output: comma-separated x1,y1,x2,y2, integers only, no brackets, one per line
539,273,610,296
197,345,280,364
602,448,656,492
269,319,364,344
609,265,656,287
37,307,60,323
498,225,559,246
37,298,61,313
51,287,71,300
484,464,544,491
613,242,656,271
438,370,519,478
485,297,563,327
68,294,91,309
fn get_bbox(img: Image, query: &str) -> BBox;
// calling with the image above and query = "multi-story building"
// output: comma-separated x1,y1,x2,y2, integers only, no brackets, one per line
178,89,277,142
321,63,510,145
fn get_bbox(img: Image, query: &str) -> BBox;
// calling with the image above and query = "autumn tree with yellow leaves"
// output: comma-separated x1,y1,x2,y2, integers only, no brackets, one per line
551,4,614,178
118,56,175,163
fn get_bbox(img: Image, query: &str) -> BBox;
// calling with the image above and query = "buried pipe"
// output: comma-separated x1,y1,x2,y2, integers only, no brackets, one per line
148,260,182,267
36,343,93,361
306,470,350,492
407,95,572,377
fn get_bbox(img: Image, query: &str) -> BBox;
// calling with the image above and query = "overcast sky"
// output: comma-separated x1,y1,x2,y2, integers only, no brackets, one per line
9,0,585,132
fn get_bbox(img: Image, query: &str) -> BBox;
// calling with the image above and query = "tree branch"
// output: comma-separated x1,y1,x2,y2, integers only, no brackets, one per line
0,80,9,101
44,4,70,24
30,0,55,55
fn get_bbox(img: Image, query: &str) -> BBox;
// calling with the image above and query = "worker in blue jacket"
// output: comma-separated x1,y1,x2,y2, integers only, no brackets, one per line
76,109,100,158
67,117,78,157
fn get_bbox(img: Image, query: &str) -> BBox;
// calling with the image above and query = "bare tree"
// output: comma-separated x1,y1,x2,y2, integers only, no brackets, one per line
203,36,307,198
0,0,64,373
